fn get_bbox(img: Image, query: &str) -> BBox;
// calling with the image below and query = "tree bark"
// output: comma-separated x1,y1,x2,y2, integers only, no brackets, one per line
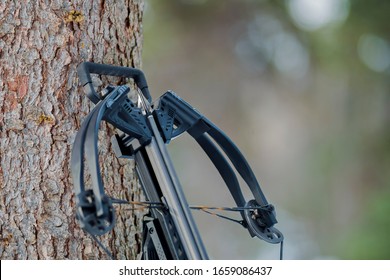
0,0,145,259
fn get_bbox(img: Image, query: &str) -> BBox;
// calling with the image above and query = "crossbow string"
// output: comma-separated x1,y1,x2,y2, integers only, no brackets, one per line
89,197,284,260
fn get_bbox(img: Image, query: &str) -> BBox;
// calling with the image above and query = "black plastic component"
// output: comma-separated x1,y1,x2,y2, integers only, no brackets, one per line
142,220,168,260
76,190,115,236
111,134,139,158
103,86,152,145
153,91,203,143
77,62,151,104
243,200,283,244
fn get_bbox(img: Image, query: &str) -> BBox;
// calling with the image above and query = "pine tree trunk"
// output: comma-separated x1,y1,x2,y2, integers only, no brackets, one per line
0,0,145,259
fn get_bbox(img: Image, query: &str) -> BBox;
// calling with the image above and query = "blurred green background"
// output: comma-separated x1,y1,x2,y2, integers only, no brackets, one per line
141,0,390,259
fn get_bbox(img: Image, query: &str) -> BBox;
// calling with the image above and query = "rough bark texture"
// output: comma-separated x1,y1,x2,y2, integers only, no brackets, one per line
0,0,145,259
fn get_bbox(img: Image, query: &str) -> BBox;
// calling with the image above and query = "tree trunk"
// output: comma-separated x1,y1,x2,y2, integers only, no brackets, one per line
0,0,145,259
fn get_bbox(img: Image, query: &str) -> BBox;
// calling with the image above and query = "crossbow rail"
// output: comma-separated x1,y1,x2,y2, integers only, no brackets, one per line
71,62,283,260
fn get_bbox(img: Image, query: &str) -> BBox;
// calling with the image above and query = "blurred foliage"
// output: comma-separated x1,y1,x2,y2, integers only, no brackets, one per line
338,189,390,259
142,0,390,259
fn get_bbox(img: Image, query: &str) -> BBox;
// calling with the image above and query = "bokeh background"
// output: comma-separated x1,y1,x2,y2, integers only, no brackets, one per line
141,0,390,259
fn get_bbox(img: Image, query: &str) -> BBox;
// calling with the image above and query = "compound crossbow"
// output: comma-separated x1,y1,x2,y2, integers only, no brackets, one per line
71,62,283,260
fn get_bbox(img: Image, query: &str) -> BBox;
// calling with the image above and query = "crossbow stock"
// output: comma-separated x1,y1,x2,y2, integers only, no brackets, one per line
71,62,284,260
